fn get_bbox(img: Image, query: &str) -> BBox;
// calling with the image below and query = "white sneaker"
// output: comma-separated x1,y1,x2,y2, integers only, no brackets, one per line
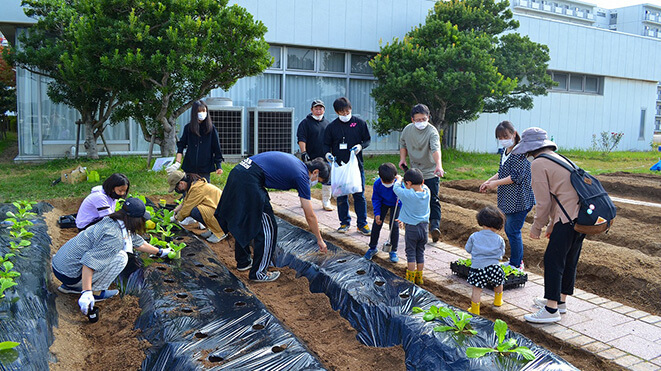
206,234,221,243
180,217,197,226
533,297,567,314
200,230,213,239
251,271,281,282
524,306,562,323
198,222,206,230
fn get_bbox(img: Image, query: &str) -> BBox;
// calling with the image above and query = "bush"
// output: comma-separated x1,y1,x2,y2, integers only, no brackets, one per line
591,131,624,154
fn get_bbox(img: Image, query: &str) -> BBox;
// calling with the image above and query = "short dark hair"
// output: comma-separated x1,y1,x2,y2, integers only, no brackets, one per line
108,209,146,235
495,121,521,145
403,168,424,185
333,97,352,112
378,163,398,183
103,173,130,197
411,104,431,118
306,157,331,183
476,206,505,230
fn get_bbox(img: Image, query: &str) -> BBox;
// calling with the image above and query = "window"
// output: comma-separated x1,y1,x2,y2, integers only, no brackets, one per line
597,11,606,17
350,54,374,74
287,47,315,70
655,118,660,132
639,109,646,140
569,75,583,91
268,46,282,69
585,76,599,93
319,51,345,73
549,71,603,94
552,73,568,90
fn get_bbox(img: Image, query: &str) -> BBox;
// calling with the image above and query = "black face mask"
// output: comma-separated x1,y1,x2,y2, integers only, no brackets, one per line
109,191,122,199
174,185,186,194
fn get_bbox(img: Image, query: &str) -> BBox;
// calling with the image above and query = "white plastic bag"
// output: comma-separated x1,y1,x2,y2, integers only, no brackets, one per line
330,151,362,198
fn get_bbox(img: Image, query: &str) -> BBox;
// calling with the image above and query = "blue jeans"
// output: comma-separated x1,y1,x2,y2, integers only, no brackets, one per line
504,208,531,267
336,169,367,228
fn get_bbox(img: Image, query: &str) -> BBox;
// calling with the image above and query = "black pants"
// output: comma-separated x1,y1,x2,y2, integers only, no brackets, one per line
544,221,586,302
234,201,277,280
368,203,400,251
425,177,441,231
190,207,204,224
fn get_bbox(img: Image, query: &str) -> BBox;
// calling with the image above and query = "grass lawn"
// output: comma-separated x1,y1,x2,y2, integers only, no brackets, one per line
0,131,659,203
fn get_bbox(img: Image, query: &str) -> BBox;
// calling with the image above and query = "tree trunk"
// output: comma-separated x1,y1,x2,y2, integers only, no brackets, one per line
83,122,99,159
160,116,178,156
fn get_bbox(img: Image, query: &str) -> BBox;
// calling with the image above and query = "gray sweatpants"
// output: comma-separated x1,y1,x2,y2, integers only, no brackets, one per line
67,251,128,291
405,222,428,264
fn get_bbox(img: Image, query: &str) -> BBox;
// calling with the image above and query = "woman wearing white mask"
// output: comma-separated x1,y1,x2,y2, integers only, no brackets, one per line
479,121,535,270
167,100,224,182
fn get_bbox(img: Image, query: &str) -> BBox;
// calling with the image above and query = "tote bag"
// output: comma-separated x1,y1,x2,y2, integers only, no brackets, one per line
330,151,362,198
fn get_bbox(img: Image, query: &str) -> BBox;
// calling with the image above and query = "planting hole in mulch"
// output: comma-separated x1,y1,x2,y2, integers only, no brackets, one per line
194,332,208,339
356,269,366,275
337,259,347,263
374,281,385,287
176,293,188,299
164,278,175,283
181,308,194,313
399,293,410,299
271,345,287,353
223,288,235,293
156,266,167,271
186,253,196,257
252,324,265,330
194,263,205,267
208,274,219,278
208,355,224,363
234,301,246,307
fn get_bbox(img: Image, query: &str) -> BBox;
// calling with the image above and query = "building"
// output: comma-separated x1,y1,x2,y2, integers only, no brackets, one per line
1,0,660,160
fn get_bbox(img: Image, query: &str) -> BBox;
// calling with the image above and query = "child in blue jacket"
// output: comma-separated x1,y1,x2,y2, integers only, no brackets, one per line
364,163,402,262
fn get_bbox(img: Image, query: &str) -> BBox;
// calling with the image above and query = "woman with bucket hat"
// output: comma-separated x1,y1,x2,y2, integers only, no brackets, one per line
511,127,586,324
52,197,172,316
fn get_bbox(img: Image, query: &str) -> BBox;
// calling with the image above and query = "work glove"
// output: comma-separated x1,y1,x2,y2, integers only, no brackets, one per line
170,215,177,223
301,152,310,162
351,144,362,154
79,290,95,315
165,161,181,174
159,247,173,258
325,153,335,163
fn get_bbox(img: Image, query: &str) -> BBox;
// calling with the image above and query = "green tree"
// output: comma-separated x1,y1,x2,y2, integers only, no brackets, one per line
369,0,554,144
106,0,272,156
0,46,16,117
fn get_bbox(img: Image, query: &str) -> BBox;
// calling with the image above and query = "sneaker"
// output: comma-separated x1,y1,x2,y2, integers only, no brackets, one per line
524,306,562,323
206,234,221,243
57,284,81,295
337,224,350,233
198,222,206,230
251,271,281,282
237,259,253,272
322,202,334,211
94,289,119,302
503,262,525,273
357,225,371,236
179,216,197,226
389,252,399,263
364,248,377,260
200,230,213,238
431,228,441,243
533,297,567,314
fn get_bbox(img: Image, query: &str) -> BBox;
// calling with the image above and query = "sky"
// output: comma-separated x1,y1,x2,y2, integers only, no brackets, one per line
591,0,661,8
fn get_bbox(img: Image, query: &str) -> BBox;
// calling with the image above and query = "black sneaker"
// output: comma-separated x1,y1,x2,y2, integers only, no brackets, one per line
237,259,253,272
337,224,350,233
57,284,81,295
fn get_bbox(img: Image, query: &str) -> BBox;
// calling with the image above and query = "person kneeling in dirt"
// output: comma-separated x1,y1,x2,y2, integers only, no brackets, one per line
167,171,225,243
215,152,330,282
52,197,172,316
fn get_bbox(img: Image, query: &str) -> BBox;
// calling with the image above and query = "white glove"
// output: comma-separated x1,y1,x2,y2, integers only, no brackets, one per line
79,290,95,315
159,247,173,258
170,215,177,223
165,161,181,174
325,153,335,163
351,144,362,154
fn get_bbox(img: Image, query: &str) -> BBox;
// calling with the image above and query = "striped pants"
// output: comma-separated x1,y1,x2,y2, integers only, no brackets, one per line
235,202,277,281
55,251,128,291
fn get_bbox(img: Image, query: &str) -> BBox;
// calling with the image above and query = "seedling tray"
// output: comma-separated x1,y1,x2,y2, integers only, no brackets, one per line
450,261,528,291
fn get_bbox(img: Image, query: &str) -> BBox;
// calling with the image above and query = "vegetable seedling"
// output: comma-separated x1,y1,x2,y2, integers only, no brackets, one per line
166,241,186,259
0,261,20,280
4,218,33,231
0,341,19,351
412,306,477,335
149,235,168,248
466,319,536,361
9,228,33,240
9,240,31,250
501,264,525,277
0,278,18,298
457,258,471,267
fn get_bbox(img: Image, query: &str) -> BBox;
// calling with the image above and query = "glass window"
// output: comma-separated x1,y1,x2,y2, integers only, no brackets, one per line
569,74,583,91
350,54,374,75
319,51,345,73
585,76,599,93
17,67,40,155
655,118,660,131
639,109,646,140
285,75,346,128
268,46,282,69
287,47,315,70
552,73,567,90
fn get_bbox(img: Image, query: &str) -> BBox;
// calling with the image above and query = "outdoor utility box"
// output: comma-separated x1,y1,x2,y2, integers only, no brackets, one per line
206,97,245,156
247,99,295,156
61,165,87,184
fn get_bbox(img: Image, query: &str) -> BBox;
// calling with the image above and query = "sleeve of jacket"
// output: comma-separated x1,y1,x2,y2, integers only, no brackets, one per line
297,120,307,143
465,234,474,254
210,125,224,169
323,124,333,154
176,125,188,154
371,181,382,217
508,154,529,184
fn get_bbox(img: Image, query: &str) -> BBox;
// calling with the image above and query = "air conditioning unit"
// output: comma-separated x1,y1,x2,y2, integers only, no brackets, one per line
247,99,295,155
206,97,245,156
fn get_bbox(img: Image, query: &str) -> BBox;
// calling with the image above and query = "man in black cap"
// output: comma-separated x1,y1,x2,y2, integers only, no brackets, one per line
297,99,333,211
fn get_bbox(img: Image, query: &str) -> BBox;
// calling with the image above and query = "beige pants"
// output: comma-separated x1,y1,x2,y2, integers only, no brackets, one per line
321,184,333,210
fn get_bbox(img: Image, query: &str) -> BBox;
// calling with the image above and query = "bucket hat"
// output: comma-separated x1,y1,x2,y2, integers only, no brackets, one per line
167,170,185,193
511,127,557,155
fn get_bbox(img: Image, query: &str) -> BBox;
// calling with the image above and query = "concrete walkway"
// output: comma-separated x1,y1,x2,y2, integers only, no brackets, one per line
269,191,661,371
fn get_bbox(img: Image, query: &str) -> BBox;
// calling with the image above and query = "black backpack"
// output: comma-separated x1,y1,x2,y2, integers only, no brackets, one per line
538,154,616,234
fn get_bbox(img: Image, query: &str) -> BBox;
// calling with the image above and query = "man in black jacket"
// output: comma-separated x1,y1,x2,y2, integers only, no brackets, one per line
323,97,371,235
297,99,333,211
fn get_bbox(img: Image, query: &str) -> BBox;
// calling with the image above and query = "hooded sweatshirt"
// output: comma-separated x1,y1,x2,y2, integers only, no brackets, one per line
76,185,117,229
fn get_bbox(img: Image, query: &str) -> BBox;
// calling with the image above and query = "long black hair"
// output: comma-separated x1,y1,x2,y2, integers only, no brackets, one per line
102,173,130,199
190,100,213,137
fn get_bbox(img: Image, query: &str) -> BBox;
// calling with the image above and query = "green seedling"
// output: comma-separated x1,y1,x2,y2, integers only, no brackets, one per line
157,223,176,239
0,261,20,280
8,200,37,220
457,258,471,267
0,341,19,351
0,278,18,298
412,305,477,335
9,240,31,250
501,264,525,277
14,200,36,210
9,228,33,240
149,235,168,248
466,319,536,361
5,218,34,231
166,241,186,259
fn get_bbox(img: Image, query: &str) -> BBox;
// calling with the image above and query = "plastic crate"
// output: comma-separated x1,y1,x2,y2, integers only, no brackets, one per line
450,260,528,290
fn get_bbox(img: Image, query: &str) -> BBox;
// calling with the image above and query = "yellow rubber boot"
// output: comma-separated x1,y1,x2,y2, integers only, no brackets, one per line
414,270,424,285
468,301,480,315
405,269,416,282
493,292,503,307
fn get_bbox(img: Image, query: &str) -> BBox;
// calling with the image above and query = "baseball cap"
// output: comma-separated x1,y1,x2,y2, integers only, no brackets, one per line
311,99,325,109
167,170,185,192
122,197,151,220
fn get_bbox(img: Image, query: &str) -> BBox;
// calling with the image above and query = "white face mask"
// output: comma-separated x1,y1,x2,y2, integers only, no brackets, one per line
310,180,318,187
414,121,428,130
312,114,323,121
338,113,352,122
527,155,535,163
198,111,207,121
499,139,514,148
382,182,394,188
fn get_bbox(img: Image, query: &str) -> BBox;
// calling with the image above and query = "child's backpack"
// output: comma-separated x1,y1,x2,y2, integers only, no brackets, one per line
538,153,616,234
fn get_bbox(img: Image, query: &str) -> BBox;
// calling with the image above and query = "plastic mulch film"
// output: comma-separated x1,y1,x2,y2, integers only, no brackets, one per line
126,234,326,371
274,218,578,371
0,203,57,371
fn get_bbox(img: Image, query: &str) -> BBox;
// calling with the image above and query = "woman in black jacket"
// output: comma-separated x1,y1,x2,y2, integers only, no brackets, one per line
167,100,224,181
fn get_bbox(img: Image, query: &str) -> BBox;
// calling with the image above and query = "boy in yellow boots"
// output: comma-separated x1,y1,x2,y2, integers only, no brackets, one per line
393,169,430,285
465,206,507,315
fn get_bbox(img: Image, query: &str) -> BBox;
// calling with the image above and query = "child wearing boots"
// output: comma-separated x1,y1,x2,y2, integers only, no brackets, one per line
465,206,506,315
393,168,430,285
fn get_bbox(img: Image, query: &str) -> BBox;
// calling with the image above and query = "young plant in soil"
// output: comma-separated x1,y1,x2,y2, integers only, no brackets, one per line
8,240,31,250
166,241,186,259
457,258,471,267
466,319,535,361
412,305,477,335
4,219,34,230
9,228,33,240
149,235,168,249
6,201,37,220
0,260,20,281
501,265,525,278
0,278,18,299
